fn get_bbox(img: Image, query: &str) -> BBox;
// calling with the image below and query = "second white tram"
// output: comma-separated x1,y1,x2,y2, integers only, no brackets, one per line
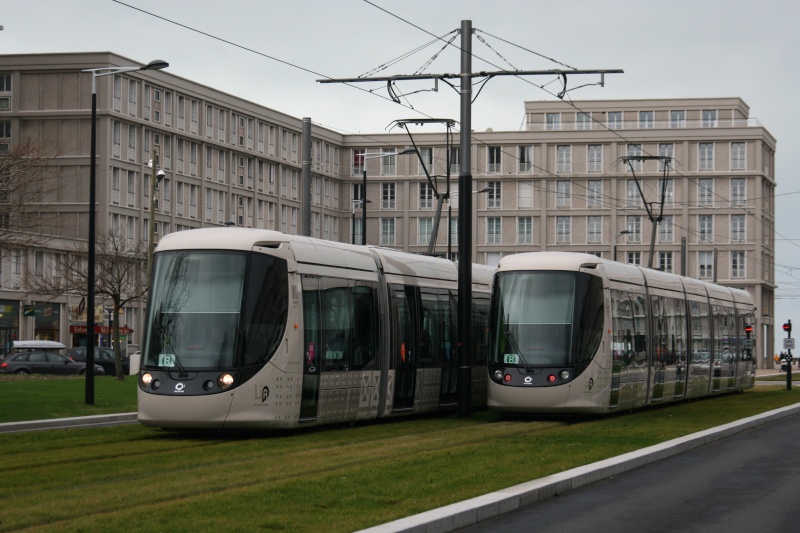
488,252,756,414
138,228,493,430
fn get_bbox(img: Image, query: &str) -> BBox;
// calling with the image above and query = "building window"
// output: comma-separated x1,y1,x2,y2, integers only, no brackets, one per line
352,149,364,176
556,145,571,173
517,217,532,244
731,251,746,279
418,217,432,245
487,217,502,244
487,146,501,173
698,178,714,206
626,179,642,207
587,216,603,243
731,214,746,242
659,252,673,273
556,216,571,244
576,112,592,130
627,251,641,265
608,111,623,129
381,149,397,176
587,179,602,207
702,109,718,128
419,182,434,210
449,147,460,175
731,177,746,206
556,180,571,208
381,218,395,246
670,110,685,128
658,143,674,171
658,178,674,207
699,215,714,243
518,145,533,174
418,147,433,176
0,74,11,111
639,111,654,129
731,142,746,170
518,181,533,209
699,143,714,171
699,251,714,279
626,144,643,171
587,144,603,172
658,216,674,243
546,113,561,131
627,216,641,242
381,183,396,210
487,181,501,209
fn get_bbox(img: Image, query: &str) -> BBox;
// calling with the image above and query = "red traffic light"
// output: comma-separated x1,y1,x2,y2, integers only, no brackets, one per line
744,325,753,333
783,322,792,332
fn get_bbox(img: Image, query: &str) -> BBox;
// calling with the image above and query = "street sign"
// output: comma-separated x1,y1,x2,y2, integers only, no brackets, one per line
784,338,795,350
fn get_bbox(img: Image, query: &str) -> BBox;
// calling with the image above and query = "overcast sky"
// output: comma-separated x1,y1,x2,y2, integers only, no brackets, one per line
3,0,799,351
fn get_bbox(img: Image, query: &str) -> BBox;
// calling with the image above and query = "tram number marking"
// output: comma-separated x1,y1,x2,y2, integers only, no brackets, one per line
158,353,176,367
504,354,520,365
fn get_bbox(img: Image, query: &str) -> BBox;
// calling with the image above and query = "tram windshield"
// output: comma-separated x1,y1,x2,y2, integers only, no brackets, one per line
491,271,604,367
143,250,288,372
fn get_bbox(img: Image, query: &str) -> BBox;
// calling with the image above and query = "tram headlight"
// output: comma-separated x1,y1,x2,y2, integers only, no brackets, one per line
141,373,153,386
218,373,235,389
559,370,571,381
494,369,504,381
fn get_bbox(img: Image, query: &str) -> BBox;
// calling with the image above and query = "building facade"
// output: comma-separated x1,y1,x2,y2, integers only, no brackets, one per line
0,53,776,366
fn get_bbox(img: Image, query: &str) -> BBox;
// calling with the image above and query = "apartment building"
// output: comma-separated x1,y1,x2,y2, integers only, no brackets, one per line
0,52,776,365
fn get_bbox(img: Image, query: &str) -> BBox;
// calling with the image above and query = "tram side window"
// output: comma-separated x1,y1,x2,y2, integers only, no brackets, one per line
419,288,447,368
351,283,378,370
689,300,711,366
739,310,755,361
611,290,634,365
302,278,321,374
712,305,735,363
651,296,667,366
665,297,687,367
321,282,352,372
631,294,648,365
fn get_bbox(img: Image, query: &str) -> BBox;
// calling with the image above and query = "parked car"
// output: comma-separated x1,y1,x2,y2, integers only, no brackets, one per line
0,351,105,376
67,347,130,376
2,340,66,360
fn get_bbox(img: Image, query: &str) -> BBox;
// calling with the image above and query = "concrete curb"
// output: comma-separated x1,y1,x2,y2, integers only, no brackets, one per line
0,413,138,433
359,402,800,533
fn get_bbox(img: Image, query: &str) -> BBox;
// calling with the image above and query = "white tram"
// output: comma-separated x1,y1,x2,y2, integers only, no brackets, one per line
488,252,756,414
138,228,493,429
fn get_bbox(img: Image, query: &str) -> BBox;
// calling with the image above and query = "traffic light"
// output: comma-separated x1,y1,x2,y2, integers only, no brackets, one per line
744,324,753,338
784,321,792,334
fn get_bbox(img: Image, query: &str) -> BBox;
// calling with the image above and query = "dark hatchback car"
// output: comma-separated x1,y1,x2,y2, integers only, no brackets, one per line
0,351,105,376
67,347,129,376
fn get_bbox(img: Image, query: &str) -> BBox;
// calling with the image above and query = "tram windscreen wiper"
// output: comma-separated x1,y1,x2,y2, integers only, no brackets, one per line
504,319,533,368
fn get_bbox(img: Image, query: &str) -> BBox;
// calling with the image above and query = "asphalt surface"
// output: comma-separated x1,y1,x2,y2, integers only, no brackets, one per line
456,408,800,533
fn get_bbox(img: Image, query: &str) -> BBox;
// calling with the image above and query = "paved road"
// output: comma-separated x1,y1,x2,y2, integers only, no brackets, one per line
458,411,800,533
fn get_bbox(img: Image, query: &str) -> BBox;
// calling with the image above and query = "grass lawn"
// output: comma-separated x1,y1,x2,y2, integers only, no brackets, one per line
0,384,798,532
0,375,138,422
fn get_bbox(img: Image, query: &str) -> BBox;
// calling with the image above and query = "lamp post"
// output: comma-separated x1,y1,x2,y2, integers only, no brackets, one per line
613,229,631,262
146,149,165,279
359,149,415,245
82,59,168,405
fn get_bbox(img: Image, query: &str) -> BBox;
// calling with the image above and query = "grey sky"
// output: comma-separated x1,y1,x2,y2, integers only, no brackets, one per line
3,0,799,349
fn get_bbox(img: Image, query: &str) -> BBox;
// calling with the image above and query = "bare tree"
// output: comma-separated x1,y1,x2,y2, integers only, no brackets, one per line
0,137,62,250
25,228,149,380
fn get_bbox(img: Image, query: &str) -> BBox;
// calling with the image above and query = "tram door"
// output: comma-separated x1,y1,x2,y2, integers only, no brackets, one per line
391,284,417,410
299,276,321,420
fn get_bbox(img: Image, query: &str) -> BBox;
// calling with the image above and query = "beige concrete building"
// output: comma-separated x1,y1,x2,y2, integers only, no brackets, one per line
0,52,776,365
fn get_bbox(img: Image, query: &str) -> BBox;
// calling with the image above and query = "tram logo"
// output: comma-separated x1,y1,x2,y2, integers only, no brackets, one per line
174,382,185,394
262,386,269,403
524,376,533,384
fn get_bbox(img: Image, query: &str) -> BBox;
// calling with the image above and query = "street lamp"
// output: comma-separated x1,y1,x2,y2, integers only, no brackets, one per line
613,230,631,262
82,59,168,405
146,153,165,278
359,148,415,245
